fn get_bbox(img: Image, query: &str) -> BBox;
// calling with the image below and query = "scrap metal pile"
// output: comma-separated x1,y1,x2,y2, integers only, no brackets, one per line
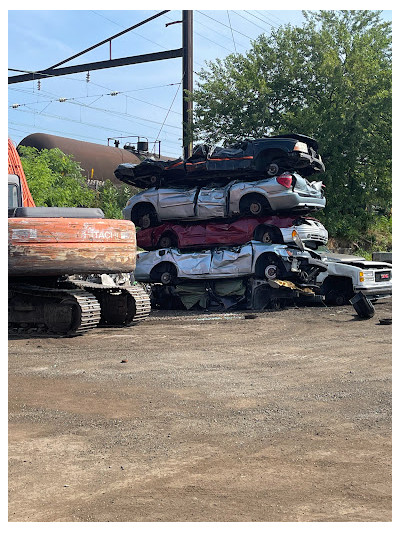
115,133,331,311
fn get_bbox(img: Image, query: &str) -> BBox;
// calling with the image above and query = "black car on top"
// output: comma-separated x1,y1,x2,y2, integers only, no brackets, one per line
114,133,325,189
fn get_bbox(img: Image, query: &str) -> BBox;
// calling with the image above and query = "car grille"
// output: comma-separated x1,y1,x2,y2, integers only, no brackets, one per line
375,271,391,282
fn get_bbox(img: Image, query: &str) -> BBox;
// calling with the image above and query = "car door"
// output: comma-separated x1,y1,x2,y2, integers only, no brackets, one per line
173,249,212,276
157,187,198,220
209,244,253,277
196,185,228,219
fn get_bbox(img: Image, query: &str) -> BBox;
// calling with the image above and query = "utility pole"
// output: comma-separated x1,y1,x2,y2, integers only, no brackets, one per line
182,10,193,159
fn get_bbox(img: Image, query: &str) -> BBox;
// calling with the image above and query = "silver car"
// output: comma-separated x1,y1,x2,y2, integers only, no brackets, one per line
134,241,327,286
123,172,325,228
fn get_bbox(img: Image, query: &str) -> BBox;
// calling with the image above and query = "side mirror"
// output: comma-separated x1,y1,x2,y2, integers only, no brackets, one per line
292,229,305,251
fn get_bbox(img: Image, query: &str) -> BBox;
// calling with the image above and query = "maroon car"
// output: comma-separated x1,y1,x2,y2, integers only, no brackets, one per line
136,215,327,250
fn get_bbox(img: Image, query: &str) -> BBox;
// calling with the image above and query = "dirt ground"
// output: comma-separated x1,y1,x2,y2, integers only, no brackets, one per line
8,298,392,523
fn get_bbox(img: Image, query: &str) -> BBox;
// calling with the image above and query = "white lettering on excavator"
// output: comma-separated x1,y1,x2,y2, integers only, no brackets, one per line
81,223,133,241
81,227,113,240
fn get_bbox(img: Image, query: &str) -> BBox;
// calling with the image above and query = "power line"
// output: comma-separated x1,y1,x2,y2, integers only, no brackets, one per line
9,120,182,154
9,87,181,116
12,104,181,139
10,109,182,150
262,11,287,24
10,95,181,132
192,15,247,51
152,80,182,152
226,11,238,54
242,11,278,29
196,10,254,41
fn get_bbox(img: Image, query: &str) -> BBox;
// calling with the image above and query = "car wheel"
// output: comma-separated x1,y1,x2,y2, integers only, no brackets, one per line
158,235,172,248
255,253,286,280
261,227,282,244
160,271,173,285
153,262,177,285
158,233,177,249
240,194,268,217
267,162,280,176
139,213,152,229
261,229,274,243
325,290,349,306
250,201,263,216
265,264,278,280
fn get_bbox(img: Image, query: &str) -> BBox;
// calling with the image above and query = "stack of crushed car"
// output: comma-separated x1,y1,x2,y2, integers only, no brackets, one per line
115,134,332,310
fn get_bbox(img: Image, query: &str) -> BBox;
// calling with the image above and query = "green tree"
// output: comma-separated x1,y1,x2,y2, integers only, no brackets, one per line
18,145,95,207
191,10,391,247
93,180,137,220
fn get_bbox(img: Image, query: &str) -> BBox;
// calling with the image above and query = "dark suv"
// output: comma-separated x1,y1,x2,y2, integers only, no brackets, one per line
114,133,325,189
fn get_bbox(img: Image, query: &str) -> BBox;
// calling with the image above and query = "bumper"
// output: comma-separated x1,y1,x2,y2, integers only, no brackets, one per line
269,193,326,213
355,285,392,299
289,151,325,172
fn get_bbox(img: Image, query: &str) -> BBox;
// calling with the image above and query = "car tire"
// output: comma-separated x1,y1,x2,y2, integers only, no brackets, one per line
151,262,177,285
325,290,350,306
133,204,158,229
267,162,280,176
160,271,174,285
255,225,283,244
139,213,152,229
255,253,286,280
240,194,269,217
158,233,177,249
265,264,278,280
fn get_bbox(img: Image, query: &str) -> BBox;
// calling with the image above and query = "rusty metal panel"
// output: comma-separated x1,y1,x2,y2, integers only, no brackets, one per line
8,218,137,276
9,242,136,276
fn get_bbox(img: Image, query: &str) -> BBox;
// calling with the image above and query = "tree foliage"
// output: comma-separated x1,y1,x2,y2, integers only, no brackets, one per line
18,146,96,208
191,10,392,247
93,180,137,220
18,146,136,219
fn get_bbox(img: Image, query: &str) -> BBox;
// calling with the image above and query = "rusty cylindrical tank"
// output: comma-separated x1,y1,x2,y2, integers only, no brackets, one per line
18,133,142,186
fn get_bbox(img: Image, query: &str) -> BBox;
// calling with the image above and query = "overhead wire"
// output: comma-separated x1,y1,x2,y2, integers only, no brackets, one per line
195,10,254,41
9,86,182,116
242,11,278,29
226,11,238,54
10,108,182,151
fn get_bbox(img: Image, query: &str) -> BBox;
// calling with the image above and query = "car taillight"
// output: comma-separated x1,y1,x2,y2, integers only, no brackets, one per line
276,174,293,188
293,141,308,153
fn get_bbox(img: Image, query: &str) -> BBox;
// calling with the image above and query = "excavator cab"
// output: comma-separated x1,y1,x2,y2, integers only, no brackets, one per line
8,174,22,216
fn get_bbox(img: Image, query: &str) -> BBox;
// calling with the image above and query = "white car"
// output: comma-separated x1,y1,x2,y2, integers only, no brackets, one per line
316,252,392,305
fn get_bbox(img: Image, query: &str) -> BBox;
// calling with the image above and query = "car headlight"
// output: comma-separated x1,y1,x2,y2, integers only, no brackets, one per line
359,271,374,282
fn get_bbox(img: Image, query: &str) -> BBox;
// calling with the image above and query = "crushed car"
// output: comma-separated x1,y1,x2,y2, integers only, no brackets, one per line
316,250,392,305
137,215,328,251
134,239,327,287
115,133,325,189
124,172,326,229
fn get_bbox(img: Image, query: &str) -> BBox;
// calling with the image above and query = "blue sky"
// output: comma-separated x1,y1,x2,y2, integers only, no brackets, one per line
8,6,392,159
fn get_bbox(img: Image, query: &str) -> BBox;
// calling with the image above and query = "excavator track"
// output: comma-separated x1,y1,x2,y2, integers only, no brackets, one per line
8,283,101,337
67,281,151,326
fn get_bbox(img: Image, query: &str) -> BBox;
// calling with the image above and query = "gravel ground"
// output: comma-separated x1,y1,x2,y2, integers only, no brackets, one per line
8,298,392,522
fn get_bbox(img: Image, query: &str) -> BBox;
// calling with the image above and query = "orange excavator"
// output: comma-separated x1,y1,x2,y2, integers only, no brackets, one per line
8,138,150,336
